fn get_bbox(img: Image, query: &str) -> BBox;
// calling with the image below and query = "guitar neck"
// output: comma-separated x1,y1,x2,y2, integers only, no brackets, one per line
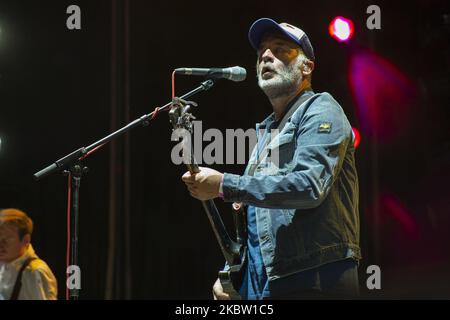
186,159,241,265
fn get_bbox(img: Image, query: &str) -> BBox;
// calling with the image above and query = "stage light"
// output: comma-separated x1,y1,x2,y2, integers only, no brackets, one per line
352,127,361,149
348,50,417,141
329,16,354,42
0,137,2,152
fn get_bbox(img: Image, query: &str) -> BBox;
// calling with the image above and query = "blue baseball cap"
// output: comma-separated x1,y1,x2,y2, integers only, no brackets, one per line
248,18,315,61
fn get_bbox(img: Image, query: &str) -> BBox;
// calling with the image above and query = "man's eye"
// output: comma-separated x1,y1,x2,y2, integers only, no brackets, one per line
274,47,287,54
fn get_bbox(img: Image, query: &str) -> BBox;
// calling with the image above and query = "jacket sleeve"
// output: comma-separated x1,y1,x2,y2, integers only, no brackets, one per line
222,94,352,209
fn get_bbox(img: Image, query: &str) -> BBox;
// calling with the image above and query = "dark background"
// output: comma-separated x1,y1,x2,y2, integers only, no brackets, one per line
0,0,449,299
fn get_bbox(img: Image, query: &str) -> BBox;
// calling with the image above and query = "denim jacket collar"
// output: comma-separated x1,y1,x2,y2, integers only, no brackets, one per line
256,89,315,131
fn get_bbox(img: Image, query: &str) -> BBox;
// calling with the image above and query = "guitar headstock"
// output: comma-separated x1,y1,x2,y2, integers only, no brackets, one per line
169,97,198,133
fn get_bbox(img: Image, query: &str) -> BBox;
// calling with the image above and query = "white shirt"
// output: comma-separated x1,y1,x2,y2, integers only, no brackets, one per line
0,244,57,300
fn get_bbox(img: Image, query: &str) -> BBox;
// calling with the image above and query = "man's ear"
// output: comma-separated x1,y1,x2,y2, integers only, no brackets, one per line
22,234,31,246
302,60,314,76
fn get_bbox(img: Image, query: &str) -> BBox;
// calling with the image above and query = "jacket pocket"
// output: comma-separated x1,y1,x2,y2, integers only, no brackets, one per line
274,209,305,259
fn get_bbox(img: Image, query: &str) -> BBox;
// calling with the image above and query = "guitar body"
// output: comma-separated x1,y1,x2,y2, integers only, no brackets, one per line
219,246,247,300
218,202,247,299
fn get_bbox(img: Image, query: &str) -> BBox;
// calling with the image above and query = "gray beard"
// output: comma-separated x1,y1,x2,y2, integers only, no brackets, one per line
258,62,303,100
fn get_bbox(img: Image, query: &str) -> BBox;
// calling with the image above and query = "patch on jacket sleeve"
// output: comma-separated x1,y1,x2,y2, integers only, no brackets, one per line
318,122,332,133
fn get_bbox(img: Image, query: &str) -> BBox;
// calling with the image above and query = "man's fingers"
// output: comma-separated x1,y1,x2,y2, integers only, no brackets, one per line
190,192,199,199
187,185,197,193
212,278,231,300
217,292,231,300
181,171,196,182
183,171,200,199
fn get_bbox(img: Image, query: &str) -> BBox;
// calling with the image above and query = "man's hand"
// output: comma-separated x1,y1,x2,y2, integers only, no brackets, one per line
212,278,231,300
182,167,223,201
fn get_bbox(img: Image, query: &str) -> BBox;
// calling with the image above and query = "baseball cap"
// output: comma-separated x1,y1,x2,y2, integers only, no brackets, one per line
248,18,315,61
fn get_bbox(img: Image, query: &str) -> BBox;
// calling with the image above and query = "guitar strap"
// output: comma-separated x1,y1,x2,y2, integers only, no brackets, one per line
9,257,36,300
248,90,314,177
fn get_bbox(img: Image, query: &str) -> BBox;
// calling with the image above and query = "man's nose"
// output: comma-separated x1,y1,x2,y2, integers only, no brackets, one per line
261,48,275,62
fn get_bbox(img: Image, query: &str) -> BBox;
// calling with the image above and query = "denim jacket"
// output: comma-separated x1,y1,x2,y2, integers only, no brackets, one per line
222,91,361,281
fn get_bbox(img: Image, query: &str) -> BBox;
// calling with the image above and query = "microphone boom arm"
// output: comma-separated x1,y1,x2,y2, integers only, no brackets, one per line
33,79,215,180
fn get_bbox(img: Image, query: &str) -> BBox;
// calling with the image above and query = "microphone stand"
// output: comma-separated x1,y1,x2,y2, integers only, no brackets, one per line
33,79,215,300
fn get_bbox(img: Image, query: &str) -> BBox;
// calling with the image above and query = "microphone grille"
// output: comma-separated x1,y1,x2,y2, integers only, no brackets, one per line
230,66,247,82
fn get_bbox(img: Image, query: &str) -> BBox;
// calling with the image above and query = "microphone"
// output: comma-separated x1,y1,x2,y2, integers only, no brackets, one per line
174,66,247,82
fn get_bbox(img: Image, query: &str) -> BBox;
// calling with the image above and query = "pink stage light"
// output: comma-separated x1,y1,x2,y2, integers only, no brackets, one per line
352,127,361,149
348,49,417,141
329,16,354,42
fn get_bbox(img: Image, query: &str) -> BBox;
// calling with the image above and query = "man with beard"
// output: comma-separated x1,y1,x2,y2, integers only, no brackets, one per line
182,18,361,300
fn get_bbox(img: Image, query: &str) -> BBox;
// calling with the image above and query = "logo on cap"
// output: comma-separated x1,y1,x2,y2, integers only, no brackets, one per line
280,23,306,42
